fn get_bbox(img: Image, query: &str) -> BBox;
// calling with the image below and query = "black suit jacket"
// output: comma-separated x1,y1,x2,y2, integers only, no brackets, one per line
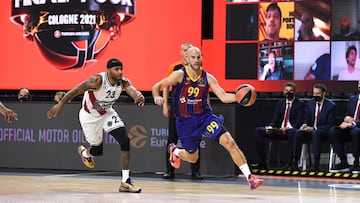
269,97,305,129
304,98,336,131
346,94,360,126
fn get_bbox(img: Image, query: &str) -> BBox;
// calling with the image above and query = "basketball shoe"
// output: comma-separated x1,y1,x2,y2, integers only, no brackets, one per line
119,178,142,193
168,143,180,169
248,174,264,190
77,145,95,168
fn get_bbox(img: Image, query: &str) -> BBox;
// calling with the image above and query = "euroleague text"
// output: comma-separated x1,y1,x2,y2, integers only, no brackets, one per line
149,128,206,148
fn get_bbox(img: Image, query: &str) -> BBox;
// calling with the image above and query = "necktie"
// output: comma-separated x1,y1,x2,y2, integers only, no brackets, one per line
355,102,360,121
283,102,290,128
315,102,321,127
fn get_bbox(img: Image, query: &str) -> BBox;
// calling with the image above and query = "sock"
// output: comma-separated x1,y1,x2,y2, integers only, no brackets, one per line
239,163,251,181
173,148,180,157
82,150,90,158
122,169,130,183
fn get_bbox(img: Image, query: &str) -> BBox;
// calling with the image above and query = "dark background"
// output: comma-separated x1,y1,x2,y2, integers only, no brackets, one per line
0,98,349,175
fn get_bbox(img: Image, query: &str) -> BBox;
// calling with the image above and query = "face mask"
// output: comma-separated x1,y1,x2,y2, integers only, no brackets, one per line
314,96,322,102
284,92,294,100
18,95,30,102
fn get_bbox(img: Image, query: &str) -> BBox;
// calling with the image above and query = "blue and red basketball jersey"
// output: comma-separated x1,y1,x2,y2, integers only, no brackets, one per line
172,66,211,120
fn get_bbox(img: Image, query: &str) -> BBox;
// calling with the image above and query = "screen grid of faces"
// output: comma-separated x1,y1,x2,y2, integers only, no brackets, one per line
225,0,360,82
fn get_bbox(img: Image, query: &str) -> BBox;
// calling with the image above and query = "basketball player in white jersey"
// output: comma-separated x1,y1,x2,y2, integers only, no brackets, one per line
47,58,145,193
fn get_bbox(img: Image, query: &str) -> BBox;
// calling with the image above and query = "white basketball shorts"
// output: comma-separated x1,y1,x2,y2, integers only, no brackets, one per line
79,108,125,145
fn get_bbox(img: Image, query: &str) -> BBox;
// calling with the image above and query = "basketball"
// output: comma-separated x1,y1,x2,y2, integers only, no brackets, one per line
235,84,256,106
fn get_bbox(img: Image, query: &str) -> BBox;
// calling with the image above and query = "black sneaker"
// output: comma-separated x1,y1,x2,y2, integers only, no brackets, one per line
281,160,298,171
191,172,204,180
306,166,320,172
251,162,268,170
289,162,299,171
330,162,350,173
162,171,175,179
351,165,360,174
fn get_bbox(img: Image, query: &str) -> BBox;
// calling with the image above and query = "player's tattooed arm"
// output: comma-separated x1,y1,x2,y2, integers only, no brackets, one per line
60,75,101,104
122,78,145,106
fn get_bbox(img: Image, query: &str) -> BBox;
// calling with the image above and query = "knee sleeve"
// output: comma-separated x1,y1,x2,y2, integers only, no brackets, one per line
215,125,228,143
109,127,130,151
89,143,103,156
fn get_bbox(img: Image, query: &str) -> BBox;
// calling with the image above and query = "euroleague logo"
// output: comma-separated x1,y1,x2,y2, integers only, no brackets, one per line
128,125,147,149
10,0,135,70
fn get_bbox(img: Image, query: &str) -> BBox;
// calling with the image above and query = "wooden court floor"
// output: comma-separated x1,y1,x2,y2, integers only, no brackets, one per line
1,171,360,203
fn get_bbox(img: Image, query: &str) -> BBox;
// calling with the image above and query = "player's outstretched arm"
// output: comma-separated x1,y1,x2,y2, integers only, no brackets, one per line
0,101,18,123
152,81,165,106
207,73,236,104
123,78,145,106
152,70,183,106
47,75,101,119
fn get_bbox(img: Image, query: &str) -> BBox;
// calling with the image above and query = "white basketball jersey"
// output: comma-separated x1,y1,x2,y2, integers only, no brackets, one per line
82,72,122,116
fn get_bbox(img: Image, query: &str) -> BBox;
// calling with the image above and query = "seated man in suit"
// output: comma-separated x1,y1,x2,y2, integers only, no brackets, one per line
253,82,305,170
328,80,360,173
294,83,336,172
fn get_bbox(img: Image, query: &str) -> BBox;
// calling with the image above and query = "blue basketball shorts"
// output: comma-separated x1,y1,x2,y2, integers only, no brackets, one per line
176,112,224,154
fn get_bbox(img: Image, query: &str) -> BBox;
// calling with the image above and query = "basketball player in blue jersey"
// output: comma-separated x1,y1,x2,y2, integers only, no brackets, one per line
152,47,264,190
47,58,144,193
162,42,203,180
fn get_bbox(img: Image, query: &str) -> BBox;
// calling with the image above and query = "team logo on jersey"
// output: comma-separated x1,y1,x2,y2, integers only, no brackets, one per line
198,78,206,86
179,96,186,103
11,0,135,70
